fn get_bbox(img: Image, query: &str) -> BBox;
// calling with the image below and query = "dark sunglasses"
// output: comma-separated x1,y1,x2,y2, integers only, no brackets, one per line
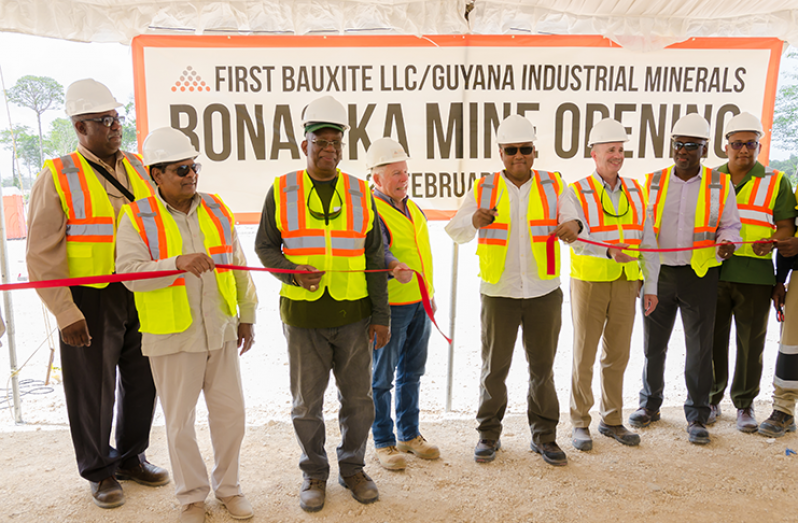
307,185,343,221
80,115,125,127
172,163,201,177
729,141,759,151
502,146,534,156
672,141,705,152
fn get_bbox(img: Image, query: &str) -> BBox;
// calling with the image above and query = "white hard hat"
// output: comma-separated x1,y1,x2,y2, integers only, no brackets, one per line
671,113,711,140
301,95,349,132
65,79,123,117
496,114,537,144
365,137,409,171
588,118,629,147
724,111,763,139
142,127,199,166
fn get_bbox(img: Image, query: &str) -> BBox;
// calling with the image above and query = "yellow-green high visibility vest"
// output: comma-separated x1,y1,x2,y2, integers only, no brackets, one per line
570,174,647,282
734,167,783,259
121,193,238,335
274,169,374,301
647,165,731,278
46,151,155,288
374,196,434,305
474,170,563,283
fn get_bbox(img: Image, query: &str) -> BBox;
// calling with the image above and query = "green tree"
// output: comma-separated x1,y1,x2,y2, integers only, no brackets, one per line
772,50,798,154
6,75,64,167
121,99,139,152
770,155,798,187
46,117,78,156
0,125,41,189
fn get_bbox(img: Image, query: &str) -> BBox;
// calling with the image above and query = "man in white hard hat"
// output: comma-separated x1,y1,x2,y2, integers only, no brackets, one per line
116,127,258,523
709,112,797,432
255,95,390,511
446,114,574,466
629,113,742,445
558,118,660,452
26,79,169,508
365,137,439,471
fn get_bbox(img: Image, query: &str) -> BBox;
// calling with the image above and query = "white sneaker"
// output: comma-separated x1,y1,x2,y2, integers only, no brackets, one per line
375,445,407,470
397,435,440,460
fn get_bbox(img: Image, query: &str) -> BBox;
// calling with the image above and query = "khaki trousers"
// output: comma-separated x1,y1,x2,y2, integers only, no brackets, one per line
149,341,246,505
570,277,638,427
774,281,798,417
476,290,563,445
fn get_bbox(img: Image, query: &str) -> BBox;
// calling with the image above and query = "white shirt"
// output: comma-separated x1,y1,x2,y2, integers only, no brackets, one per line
558,171,660,295
444,171,561,299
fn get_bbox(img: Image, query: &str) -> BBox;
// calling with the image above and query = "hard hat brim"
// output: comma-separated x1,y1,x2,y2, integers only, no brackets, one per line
305,122,347,134
67,100,124,117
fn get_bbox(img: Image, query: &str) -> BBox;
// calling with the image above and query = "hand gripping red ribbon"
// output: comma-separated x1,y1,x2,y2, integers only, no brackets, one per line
0,265,452,345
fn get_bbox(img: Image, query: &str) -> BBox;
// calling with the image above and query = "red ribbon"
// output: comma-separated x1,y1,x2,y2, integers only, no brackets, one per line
3,264,451,344
545,235,777,275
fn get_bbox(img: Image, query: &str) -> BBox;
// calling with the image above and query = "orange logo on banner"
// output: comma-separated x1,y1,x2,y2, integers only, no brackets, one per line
171,65,210,92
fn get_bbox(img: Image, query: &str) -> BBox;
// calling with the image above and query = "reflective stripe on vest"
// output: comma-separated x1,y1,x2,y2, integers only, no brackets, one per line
129,196,185,289
734,166,782,259
529,174,558,240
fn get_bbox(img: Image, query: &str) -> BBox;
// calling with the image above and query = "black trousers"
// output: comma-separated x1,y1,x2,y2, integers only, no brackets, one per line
60,282,156,482
639,266,719,424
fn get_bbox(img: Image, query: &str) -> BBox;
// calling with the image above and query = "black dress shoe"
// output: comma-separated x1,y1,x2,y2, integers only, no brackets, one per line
474,438,501,463
687,421,710,445
90,476,125,509
116,460,170,487
530,440,567,466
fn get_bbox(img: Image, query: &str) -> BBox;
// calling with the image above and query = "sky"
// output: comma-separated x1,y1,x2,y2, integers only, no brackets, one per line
0,31,796,181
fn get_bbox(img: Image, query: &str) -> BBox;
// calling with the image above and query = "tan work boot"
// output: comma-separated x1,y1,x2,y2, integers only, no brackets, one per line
375,446,406,470
180,502,206,523
216,494,254,520
397,435,440,460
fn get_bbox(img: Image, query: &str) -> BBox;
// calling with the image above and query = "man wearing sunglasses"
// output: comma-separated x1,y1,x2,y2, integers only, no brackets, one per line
630,113,742,445
709,112,797,433
254,95,390,512
558,118,660,453
446,114,572,467
116,127,257,523
26,79,168,508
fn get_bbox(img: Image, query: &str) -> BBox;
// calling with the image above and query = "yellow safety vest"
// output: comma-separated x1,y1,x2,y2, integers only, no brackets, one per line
647,165,731,278
274,169,374,301
46,151,155,288
570,174,647,282
474,170,563,283
734,167,783,259
121,193,238,335
374,196,434,305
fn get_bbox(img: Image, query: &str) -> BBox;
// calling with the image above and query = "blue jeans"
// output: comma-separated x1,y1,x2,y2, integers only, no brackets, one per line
371,302,432,449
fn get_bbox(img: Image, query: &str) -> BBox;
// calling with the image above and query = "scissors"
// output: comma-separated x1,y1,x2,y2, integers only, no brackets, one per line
777,305,784,323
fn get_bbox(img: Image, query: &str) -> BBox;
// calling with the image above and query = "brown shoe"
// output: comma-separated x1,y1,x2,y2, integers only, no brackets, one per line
758,410,797,438
474,438,501,463
628,407,661,428
687,421,710,445
598,421,641,446
338,471,379,504
116,460,170,487
736,407,758,433
397,435,440,460
530,440,567,466
89,476,125,509
299,478,326,512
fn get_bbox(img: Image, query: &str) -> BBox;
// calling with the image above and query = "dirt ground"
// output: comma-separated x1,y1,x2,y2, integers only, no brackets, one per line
2,406,797,523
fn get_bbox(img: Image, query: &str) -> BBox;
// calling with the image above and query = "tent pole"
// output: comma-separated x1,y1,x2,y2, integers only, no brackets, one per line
0,63,23,424
445,241,459,412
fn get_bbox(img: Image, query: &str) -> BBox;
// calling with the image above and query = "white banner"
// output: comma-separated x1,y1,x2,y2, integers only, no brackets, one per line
133,35,782,221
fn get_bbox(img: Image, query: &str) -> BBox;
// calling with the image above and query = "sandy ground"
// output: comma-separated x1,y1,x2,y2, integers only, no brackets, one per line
1,224,797,521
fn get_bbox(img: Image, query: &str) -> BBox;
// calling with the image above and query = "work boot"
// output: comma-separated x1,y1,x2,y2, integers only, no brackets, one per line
397,435,440,460
375,446,406,470
758,410,797,438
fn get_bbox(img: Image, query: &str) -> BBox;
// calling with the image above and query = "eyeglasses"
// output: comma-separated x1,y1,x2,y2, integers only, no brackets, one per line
672,141,705,152
307,185,343,221
729,140,759,150
311,138,344,150
502,146,534,156
170,163,201,177
80,115,125,127
600,185,630,218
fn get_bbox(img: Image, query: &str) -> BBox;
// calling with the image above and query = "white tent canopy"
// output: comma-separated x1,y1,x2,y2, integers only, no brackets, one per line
1,1,797,50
